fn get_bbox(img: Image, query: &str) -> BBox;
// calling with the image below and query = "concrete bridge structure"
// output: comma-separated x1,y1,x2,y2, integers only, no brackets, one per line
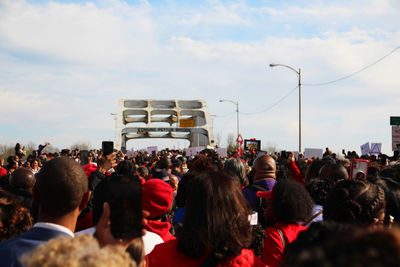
115,99,215,150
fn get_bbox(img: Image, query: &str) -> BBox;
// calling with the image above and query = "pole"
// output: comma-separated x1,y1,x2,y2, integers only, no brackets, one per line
298,68,302,154
236,102,240,137
269,64,302,153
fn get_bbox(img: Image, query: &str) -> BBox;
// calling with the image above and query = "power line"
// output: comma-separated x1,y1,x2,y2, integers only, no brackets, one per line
240,85,299,115
303,46,400,86
214,111,236,118
227,46,399,116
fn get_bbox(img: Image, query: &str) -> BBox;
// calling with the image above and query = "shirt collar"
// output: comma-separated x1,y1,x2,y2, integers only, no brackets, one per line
33,222,74,237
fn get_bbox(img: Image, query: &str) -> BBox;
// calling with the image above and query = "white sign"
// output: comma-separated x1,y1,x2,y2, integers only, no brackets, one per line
185,146,205,157
304,148,323,159
392,126,400,151
360,142,370,155
370,143,382,155
147,146,158,155
216,148,228,157
126,148,135,157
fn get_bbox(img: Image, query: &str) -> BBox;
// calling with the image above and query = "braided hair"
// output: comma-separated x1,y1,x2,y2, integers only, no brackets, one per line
324,179,385,226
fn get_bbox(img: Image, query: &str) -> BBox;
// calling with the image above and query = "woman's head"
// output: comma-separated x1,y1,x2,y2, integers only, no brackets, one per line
224,158,248,187
324,179,385,226
262,179,313,224
0,192,33,242
178,171,252,264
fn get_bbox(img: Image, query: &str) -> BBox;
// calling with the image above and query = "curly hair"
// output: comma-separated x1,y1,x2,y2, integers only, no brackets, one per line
0,193,33,242
177,171,252,265
283,226,400,267
324,179,385,226
272,179,313,223
187,156,218,174
21,234,136,267
305,177,334,206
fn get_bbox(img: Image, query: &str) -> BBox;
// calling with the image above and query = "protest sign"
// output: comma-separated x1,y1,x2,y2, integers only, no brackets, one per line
304,148,323,159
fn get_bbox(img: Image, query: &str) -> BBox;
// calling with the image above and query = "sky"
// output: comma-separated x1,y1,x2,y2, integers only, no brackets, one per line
0,0,399,155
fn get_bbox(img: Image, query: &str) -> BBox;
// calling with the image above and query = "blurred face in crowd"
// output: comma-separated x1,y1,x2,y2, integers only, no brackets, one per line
32,160,39,169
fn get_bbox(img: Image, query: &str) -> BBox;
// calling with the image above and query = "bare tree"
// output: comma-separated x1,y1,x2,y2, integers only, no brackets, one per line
0,144,14,159
70,141,91,151
226,133,237,152
263,141,279,154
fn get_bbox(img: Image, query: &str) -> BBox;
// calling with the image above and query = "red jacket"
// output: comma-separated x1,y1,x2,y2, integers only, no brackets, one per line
82,163,98,178
147,239,265,267
146,220,175,242
0,167,7,176
262,222,307,267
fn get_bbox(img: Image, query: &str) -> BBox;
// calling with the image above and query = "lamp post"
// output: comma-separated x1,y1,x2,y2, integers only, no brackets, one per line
269,63,302,153
219,99,239,138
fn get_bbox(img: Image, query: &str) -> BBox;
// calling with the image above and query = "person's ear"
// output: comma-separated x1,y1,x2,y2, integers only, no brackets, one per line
79,191,91,211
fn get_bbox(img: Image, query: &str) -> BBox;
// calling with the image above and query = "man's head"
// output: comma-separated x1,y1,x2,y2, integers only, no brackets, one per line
319,163,349,184
10,167,35,192
252,155,276,181
33,157,88,219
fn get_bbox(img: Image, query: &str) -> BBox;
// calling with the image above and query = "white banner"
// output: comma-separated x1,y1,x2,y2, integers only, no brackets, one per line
216,148,228,157
126,148,135,157
304,148,323,159
360,142,370,155
185,146,205,157
370,143,382,155
147,146,158,155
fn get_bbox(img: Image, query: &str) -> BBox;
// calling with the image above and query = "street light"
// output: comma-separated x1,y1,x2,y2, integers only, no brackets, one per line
269,63,302,153
219,99,239,138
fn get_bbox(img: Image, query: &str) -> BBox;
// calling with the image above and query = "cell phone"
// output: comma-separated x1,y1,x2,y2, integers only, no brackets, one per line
102,141,114,156
108,176,142,239
79,150,89,165
350,159,369,179
281,150,288,159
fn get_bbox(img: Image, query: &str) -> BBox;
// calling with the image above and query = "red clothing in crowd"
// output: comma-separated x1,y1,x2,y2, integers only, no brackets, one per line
0,167,7,176
146,220,176,242
288,161,305,184
262,222,307,267
82,163,98,178
147,239,265,267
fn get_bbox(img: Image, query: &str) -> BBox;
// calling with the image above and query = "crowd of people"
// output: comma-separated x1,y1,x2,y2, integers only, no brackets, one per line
0,142,400,266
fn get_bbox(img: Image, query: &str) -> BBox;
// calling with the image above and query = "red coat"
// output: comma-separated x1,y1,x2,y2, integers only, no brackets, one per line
262,222,307,267
0,167,7,176
147,239,265,267
82,164,98,178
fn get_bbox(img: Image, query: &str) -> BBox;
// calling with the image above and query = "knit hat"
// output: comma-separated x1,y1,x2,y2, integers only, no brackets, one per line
142,179,173,218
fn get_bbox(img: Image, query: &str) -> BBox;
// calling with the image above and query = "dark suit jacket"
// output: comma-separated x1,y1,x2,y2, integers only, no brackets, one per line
0,226,71,267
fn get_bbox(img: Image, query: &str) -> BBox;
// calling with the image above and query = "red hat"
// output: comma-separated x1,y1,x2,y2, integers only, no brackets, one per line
257,189,274,199
142,179,174,218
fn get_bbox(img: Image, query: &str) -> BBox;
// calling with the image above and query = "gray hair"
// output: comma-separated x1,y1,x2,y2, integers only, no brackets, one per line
224,158,248,187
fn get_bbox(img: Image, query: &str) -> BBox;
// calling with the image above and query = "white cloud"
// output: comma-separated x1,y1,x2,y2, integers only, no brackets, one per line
0,0,157,64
